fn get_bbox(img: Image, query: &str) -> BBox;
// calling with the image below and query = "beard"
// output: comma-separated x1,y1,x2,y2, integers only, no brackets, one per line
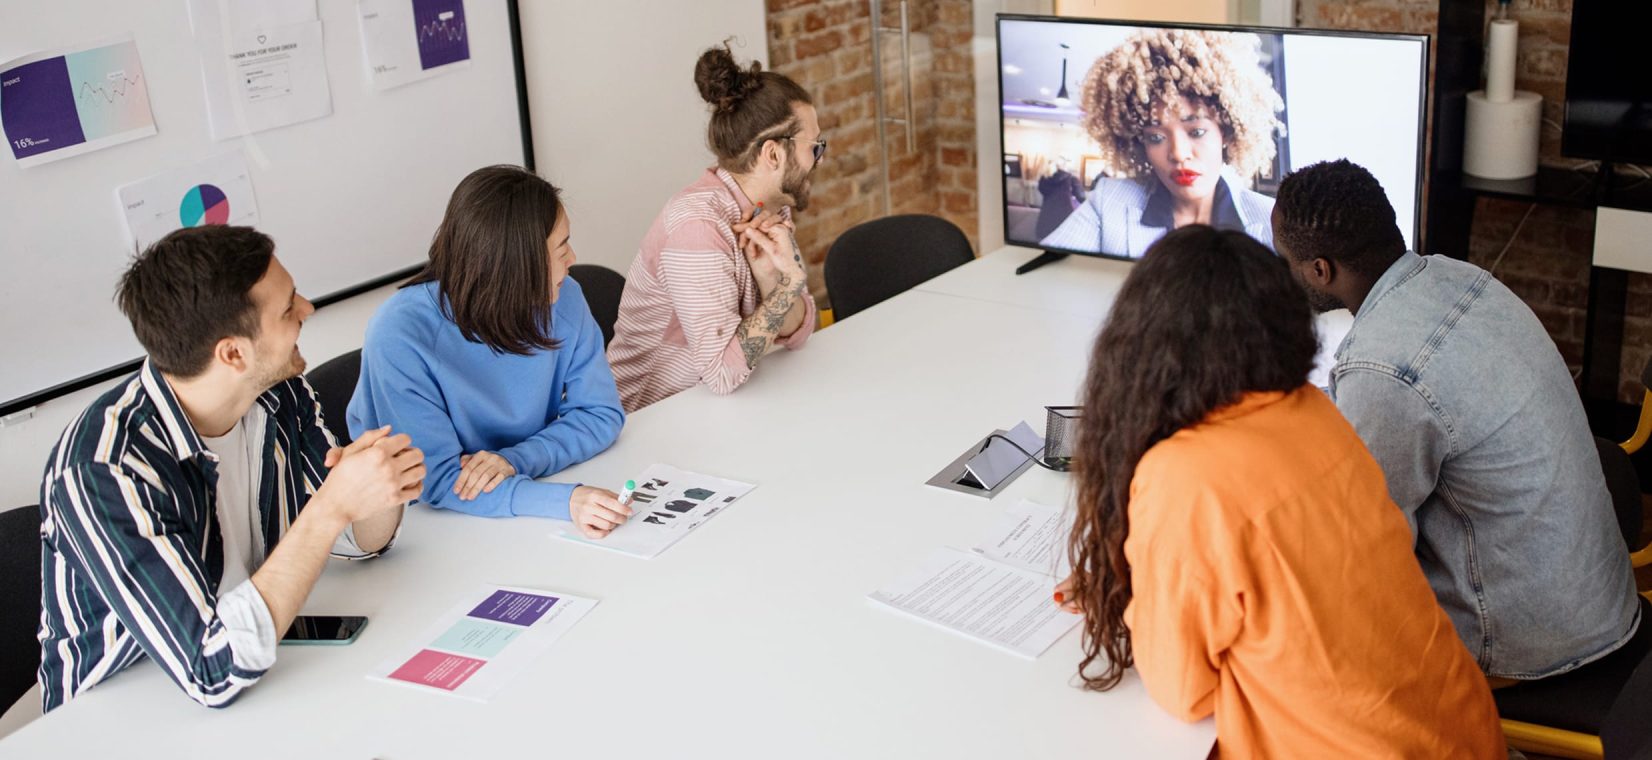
781,152,813,212
252,345,306,391
1290,267,1345,314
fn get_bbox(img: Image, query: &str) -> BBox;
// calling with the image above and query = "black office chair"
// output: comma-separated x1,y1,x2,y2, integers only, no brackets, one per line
823,214,974,321
0,506,42,716
306,349,361,446
1605,647,1652,760
1495,436,1651,758
569,264,626,347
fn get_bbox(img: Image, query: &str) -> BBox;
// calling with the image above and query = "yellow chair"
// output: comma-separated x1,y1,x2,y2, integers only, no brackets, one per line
1619,359,1652,597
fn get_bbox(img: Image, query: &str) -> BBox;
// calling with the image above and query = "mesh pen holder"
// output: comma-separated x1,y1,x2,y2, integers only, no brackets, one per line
1043,406,1080,471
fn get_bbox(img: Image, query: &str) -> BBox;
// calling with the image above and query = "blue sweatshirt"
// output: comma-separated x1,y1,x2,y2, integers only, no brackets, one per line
347,277,625,519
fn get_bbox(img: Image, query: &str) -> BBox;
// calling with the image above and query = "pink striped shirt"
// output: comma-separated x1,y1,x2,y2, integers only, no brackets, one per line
608,168,817,412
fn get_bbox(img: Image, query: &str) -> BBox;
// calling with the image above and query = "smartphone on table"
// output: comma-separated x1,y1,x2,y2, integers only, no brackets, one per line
280,615,368,645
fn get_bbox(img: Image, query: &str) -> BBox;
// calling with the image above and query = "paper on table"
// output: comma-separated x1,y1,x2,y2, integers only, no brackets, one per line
868,547,1080,659
368,585,596,702
552,464,756,559
971,499,1071,578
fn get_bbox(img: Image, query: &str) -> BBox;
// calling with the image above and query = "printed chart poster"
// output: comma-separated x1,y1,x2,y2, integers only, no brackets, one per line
118,152,259,251
369,586,596,702
358,0,471,91
0,36,157,168
553,464,757,559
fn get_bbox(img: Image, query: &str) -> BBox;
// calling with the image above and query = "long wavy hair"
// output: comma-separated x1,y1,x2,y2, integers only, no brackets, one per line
1066,225,1318,690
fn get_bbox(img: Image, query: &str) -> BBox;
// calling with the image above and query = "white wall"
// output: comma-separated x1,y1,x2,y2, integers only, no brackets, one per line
0,1,769,510
517,0,768,274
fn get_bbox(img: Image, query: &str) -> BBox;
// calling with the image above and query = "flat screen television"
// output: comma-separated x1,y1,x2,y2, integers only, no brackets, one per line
1562,0,1652,166
996,15,1429,263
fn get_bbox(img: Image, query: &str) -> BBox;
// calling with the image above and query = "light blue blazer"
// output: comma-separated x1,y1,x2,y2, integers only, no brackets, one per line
1038,172,1275,258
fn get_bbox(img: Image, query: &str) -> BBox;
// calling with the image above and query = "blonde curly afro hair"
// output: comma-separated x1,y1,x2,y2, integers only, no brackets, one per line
1079,29,1284,183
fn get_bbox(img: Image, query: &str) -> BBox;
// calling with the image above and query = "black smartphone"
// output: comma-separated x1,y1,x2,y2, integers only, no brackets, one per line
280,615,368,646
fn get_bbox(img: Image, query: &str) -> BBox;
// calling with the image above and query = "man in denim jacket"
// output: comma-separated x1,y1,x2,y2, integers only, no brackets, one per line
1271,160,1640,681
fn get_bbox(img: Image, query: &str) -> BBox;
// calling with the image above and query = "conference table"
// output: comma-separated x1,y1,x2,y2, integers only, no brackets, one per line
1,246,1218,758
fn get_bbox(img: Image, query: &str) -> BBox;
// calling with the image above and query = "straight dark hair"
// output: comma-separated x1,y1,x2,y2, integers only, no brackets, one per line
407,165,562,355
117,225,274,377
1066,225,1318,690
695,42,813,173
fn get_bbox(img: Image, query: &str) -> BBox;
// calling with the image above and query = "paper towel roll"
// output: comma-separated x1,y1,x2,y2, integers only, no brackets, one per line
1464,90,1542,179
1486,19,1518,103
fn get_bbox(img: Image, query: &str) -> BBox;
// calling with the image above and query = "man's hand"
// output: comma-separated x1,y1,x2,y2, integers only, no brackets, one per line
742,221,806,300
454,451,516,501
570,485,633,539
314,426,424,524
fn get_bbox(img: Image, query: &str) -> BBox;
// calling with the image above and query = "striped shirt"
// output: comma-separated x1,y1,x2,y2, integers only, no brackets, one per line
607,168,817,412
37,359,387,711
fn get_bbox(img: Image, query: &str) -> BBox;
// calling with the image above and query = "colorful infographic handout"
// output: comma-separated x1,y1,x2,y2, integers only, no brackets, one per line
0,36,157,167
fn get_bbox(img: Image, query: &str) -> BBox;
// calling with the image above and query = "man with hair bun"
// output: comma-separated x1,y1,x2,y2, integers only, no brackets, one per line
607,43,825,411
1274,158,1645,688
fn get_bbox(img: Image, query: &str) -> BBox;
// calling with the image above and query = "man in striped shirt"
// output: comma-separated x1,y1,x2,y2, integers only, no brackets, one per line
38,226,424,710
607,45,821,412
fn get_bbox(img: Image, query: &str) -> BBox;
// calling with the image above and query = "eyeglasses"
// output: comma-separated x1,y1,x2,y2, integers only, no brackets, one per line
784,136,828,163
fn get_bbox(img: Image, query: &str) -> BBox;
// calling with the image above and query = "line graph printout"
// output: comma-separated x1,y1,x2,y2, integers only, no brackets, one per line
358,0,472,92
0,36,157,168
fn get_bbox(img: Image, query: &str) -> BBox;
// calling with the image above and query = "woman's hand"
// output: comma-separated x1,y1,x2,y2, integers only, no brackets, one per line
454,451,516,501
570,485,634,539
1053,574,1081,614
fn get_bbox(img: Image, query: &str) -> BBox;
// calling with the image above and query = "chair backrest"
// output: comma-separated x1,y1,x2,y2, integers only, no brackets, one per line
306,349,362,447
823,214,974,321
1604,644,1652,760
569,264,626,347
1595,436,1645,551
0,505,42,714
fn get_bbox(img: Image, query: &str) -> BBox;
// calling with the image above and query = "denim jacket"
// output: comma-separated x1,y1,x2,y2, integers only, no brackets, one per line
1328,252,1640,679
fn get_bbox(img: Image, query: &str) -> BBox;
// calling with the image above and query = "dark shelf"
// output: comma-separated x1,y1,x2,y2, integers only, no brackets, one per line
1452,165,1652,213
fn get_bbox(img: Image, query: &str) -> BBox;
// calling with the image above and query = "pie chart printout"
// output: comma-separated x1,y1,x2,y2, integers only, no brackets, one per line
180,183,231,227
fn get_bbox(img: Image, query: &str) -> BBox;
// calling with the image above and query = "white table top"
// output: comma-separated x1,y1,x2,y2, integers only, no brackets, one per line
3,272,1214,757
925,246,1355,388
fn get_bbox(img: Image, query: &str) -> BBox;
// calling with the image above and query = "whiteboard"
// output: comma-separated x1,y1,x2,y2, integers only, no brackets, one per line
0,0,528,412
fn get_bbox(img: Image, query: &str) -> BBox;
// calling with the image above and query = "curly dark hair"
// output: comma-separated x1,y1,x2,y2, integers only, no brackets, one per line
1273,159,1406,277
1066,224,1318,691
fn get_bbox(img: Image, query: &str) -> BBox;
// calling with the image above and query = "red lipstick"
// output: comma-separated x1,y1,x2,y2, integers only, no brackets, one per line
1172,169,1201,187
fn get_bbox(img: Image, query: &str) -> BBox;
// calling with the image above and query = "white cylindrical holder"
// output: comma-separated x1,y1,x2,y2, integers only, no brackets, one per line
1464,90,1542,179
1485,19,1519,103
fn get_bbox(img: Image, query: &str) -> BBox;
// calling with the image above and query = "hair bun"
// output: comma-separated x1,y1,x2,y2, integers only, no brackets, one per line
695,43,763,113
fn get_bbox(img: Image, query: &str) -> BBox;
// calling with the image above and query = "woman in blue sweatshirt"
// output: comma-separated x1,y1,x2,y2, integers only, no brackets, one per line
348,165,631,537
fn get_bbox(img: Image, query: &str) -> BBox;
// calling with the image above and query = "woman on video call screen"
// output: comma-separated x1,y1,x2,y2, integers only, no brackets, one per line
1000,21,1424,259
1039,29,1281,256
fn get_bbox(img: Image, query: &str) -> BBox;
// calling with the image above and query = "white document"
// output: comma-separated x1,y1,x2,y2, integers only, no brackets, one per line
118,152,258,251
972,499,1071,578
552,465,756,559
368,585,596,702
869,547,1080,659
357,0,472,91
188,0,333,140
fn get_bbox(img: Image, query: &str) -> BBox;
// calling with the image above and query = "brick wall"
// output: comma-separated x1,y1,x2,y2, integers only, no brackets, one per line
1297,0,1652,402
766,0,979,310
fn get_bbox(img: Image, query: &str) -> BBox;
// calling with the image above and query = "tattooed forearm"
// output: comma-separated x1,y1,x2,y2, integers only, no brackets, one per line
733,273,798,369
